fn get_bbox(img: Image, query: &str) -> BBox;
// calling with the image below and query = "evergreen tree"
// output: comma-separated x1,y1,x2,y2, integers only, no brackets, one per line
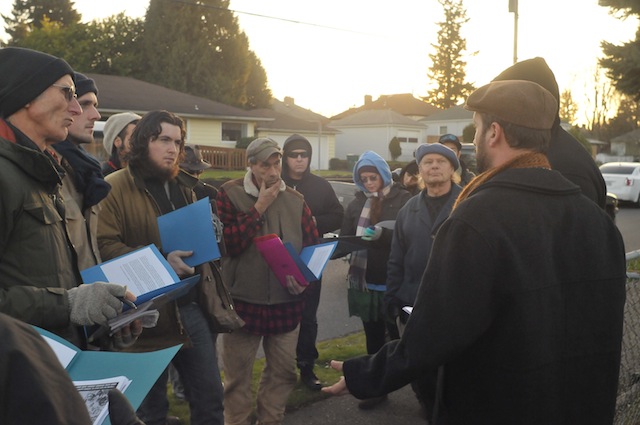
600,0,640,99
140,0,271,108
423,0,475,109
2,0,81,45
388,137,402,161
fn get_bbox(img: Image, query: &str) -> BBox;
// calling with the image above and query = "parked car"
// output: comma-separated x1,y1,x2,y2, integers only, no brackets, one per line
329,180,357,211
600,162,640,206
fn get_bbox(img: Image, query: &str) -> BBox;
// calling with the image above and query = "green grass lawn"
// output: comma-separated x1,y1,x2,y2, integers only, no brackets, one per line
168,331,366,423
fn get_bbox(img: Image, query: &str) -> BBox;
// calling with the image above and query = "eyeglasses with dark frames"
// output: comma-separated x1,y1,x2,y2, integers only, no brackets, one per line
360,175,379,183
286,151,310,159
52,84,77,102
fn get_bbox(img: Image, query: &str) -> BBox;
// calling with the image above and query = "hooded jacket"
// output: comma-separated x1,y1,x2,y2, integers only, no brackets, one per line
341,151,411,285
282,134,344,235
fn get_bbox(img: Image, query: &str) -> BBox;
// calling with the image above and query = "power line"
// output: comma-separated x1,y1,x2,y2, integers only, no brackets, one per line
170,0,377,36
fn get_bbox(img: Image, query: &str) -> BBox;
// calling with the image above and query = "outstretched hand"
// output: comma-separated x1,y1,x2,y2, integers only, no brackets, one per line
321,360,351,396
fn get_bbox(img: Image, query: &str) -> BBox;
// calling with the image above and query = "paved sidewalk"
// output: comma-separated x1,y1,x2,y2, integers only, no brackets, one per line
283,384,428,425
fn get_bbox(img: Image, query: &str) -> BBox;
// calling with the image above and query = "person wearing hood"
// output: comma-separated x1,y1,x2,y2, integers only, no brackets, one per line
339,150,411,409
492,57,606,208
397,160,423,196
282,134,344,390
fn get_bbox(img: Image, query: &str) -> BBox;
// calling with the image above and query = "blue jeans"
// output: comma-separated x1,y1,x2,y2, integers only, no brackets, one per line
137,302,224,425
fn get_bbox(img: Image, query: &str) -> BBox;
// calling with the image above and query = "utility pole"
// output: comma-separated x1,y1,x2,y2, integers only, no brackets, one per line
509,0,518,64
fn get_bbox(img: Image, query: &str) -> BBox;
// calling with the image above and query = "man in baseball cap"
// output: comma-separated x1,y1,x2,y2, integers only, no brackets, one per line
102,111,142,176
438,133,475,186
217,136,319,425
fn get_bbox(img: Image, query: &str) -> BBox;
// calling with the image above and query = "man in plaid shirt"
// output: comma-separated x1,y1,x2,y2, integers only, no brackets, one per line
216,137,318,425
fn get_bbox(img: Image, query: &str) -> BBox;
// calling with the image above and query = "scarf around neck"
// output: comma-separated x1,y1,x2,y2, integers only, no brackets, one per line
53,140,111,211
453,151,550,211
347,184,392,291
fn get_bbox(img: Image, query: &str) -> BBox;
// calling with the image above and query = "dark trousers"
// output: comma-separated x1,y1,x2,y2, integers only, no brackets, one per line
296,279,321,370
136,303,224,425
362,318,400,354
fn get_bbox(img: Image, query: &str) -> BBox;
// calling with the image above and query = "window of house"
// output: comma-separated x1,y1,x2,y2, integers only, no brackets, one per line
397,137,418,143
222,123,242,142
439,126,448,134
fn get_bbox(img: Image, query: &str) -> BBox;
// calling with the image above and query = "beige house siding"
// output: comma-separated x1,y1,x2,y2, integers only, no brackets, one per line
186,118,222,146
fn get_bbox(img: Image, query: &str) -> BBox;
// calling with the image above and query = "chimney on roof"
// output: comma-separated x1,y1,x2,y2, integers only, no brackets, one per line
364,95,372,105
284,96,294,106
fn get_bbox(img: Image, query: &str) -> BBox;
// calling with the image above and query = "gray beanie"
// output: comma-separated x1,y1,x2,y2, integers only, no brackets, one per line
103,112,141,155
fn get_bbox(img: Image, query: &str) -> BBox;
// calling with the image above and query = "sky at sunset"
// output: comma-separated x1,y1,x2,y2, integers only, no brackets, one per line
1,0,637,121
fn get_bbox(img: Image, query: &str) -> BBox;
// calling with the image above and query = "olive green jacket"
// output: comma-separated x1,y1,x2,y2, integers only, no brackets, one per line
98,166,199,351
0,135,81,345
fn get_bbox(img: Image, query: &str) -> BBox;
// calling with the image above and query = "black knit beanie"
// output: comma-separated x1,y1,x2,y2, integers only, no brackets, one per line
74,72,98,98
0,47,75,118
492,57,560,104
283,133,312,154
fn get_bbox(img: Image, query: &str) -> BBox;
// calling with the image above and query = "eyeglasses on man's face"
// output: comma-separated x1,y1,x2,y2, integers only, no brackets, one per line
52,84,77,102
286,151,309,159
360,175,379,183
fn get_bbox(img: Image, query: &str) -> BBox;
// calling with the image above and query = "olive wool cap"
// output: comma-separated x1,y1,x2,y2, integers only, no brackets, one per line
246,137,281,163
464,80,558,130
0,47,75,118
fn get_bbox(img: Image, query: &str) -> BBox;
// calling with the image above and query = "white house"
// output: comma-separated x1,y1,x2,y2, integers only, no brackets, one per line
330,109,428,162
419,105,473,143
252,98,337,170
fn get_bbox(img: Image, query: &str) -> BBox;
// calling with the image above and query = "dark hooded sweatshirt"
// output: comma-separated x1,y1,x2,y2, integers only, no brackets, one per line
282,134,344,235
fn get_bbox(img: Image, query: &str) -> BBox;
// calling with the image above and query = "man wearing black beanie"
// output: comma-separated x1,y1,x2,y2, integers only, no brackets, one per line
51,72,112,272
0,47,138,347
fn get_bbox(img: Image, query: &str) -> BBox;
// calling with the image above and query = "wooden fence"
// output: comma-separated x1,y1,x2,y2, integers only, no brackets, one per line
199,146,247,171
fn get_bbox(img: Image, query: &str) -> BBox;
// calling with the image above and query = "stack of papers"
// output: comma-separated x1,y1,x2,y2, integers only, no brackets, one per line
37,326,181,425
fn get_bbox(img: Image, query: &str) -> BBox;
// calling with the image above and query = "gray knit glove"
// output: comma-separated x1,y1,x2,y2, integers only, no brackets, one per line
67,282,127,326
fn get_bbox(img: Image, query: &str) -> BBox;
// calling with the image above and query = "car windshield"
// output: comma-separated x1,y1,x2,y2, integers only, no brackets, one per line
600,165,637,174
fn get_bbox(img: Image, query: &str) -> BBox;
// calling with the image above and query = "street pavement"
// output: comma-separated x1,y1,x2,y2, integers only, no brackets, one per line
283,384,427,425
282,258,428,424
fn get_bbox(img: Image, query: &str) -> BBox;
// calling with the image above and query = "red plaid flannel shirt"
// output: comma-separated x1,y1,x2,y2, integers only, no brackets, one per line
216,185,318,335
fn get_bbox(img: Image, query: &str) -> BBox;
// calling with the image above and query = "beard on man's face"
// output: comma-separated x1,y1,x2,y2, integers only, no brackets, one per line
136,155,179,181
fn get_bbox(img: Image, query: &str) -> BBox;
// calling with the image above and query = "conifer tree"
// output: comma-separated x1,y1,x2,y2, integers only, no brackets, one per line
424,0,475,109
